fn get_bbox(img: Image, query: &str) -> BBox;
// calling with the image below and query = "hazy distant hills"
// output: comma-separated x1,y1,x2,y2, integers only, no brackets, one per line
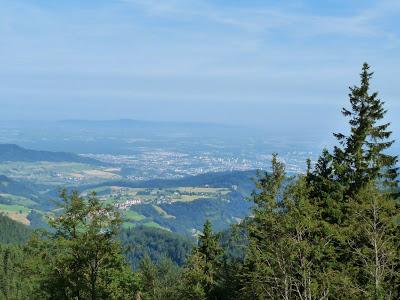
58,119,249,138
0,144,103,165
59,119,236,129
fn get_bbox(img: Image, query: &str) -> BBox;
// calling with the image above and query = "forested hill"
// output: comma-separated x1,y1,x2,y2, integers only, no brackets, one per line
0,175,38,197
0,144,102,165
121,226,194,268
0,214,31,244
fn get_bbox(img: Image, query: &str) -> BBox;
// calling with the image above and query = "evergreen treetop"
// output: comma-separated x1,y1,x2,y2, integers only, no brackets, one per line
333,63,398,194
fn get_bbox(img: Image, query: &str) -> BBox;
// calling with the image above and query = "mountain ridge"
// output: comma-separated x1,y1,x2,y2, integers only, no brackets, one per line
0,144,104,165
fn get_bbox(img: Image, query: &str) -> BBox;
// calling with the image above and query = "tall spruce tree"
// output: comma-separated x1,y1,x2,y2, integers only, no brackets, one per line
241,155,337,299
179,220,222,300
307,63,400,298
333,63,398,194
198,220,223,285
240,154,287,298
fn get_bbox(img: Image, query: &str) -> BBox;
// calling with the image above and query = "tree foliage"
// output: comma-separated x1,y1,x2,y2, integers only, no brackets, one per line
25,190,138,300
333,63,398,194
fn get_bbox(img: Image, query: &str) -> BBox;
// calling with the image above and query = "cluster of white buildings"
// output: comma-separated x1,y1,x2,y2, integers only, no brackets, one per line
114,199,142,210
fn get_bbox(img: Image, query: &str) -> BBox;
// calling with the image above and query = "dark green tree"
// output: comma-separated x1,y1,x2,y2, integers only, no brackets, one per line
333,63,398,194
307,149,346,224
345,183,399,299
179,220,223,300
240,154,287,298
25,189,137,300
0,238,50,300
306,63,400,298
198,220,223,287
179,252,208,300
138,255,181,300
138,255,158,299
241,155,337,299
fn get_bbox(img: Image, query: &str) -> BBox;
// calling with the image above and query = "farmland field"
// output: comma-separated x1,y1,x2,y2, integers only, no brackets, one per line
0,162,121,185
0,204,31,225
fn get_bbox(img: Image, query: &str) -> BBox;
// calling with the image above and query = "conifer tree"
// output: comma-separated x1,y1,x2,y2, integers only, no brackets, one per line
240,154,287,298
138,255,181,300
306,63,400,298
179,220,222,300
198,220,223,289
241,155,335,299
333,63,398,194
25,190,137,300
138,255,158,299
345,183,399,298
179,253,208,300
307,149,345,224
0,245,37,299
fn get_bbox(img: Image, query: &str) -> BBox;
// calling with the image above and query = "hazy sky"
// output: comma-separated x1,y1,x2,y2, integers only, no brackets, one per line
0,0,399,135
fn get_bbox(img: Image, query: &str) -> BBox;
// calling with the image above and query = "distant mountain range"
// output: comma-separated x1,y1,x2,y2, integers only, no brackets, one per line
57,119,250,138
59,119,236,129
0,144,103,165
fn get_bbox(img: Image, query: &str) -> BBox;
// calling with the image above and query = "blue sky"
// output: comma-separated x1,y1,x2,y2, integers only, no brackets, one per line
0,0,399,136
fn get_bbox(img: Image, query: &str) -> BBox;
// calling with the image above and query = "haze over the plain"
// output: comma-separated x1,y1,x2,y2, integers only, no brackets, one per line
0,0,399,137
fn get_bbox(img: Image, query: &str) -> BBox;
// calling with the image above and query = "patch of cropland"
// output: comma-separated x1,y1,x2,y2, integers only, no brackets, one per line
0,161,121,186
0,175,52,224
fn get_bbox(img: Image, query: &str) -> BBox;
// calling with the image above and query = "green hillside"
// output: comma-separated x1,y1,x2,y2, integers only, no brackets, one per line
0,214,31,244
0,175,40,198
0,144,102,165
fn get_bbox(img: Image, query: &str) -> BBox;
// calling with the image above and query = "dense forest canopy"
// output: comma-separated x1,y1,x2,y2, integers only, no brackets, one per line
0,214,31,244
0,64,399,299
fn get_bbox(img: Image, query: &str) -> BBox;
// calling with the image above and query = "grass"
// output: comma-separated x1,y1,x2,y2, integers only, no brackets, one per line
0,203,30,214
81,186,112,195
121,220,170,231
0,162,119,186
0,194,38,207
176,187,230,194
124,210,146,222
100,197,115,205
142,221,170,231
152,205,175,219
176,195,209,202
122,222,136,229
0,204,31,225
